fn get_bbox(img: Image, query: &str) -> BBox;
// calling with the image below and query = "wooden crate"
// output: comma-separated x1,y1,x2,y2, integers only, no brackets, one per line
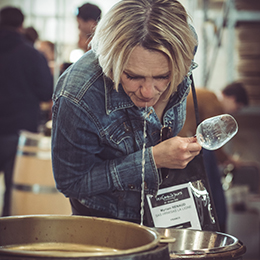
235,0,260,10
236,23,260,42
237,42,260,57
237,59,260,76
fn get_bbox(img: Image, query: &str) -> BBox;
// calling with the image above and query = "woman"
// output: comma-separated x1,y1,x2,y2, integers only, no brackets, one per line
52,0,201,224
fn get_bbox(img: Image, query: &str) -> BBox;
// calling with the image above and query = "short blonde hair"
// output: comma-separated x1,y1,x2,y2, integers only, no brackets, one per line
91,0,197,98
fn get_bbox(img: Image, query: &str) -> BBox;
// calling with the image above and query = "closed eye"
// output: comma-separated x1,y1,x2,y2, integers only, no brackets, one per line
124,71,170,81
124,72,142,80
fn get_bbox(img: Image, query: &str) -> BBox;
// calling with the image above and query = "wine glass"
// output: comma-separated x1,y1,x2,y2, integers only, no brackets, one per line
196,114,238,150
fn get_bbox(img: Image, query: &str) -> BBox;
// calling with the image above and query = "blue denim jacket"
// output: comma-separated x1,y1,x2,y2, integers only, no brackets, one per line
52,50,195,221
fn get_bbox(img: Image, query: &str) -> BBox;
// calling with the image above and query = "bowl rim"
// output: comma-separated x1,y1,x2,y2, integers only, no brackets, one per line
153,227,243,255
0,215,160,258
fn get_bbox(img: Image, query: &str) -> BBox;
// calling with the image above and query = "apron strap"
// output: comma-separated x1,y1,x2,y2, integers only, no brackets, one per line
190,73,200,127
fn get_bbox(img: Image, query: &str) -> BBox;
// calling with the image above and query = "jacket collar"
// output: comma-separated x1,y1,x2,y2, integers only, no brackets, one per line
104,76,134,115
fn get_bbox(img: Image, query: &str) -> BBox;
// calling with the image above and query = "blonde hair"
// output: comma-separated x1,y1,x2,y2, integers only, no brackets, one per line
91,0,197,98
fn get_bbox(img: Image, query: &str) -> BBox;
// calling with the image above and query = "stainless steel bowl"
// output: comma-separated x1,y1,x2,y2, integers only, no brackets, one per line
0,215,160,258
154,228,246,259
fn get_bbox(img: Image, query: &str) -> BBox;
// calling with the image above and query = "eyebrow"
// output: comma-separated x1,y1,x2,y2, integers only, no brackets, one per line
124,70,171,78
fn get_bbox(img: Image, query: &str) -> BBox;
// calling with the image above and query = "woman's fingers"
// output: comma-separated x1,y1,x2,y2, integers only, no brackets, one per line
152,136,201,169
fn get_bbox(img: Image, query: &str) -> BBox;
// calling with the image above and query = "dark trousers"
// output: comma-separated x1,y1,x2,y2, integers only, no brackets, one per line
0,134,19,216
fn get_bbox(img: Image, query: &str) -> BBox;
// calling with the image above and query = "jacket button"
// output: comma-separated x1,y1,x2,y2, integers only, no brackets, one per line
128,184,135,189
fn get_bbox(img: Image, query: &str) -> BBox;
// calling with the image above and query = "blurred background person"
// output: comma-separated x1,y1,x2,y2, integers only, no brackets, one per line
22,26,39,46
0,6,53,216
179,82,249,165
179,82,249,232
35,40,56,129
76,3,101,52
68,3,102,72
36,40,55,74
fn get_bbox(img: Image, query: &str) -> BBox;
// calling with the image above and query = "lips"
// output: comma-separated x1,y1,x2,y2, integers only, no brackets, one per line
136,96,153,103
140,99,152,103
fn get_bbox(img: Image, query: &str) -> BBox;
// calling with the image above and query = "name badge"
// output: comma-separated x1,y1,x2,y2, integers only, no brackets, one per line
146,182,202,230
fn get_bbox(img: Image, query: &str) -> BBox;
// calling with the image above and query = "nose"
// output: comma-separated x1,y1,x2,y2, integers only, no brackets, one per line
140,78,155,99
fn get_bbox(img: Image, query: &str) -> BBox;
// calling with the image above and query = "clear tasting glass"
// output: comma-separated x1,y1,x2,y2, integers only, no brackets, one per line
196,114,238,150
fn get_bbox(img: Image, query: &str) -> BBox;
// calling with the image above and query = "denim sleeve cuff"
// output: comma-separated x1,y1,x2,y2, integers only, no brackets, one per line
110,147,160,196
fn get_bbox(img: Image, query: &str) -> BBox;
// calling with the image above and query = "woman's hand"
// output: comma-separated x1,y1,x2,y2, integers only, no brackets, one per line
152,136,201,169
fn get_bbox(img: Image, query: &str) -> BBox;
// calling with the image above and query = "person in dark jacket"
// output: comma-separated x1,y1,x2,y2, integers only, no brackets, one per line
0,6,53,216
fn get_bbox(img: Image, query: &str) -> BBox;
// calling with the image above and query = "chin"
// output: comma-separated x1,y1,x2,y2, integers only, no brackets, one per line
133,97,154,106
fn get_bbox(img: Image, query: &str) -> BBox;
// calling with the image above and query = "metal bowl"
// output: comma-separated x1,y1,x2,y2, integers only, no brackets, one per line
154,228,246,259
0,215,160,258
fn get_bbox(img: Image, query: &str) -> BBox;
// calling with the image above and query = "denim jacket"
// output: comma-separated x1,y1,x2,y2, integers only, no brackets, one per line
52,50,195,221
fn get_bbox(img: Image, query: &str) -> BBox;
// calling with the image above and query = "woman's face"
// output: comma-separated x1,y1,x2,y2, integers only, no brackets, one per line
120,46,171,108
